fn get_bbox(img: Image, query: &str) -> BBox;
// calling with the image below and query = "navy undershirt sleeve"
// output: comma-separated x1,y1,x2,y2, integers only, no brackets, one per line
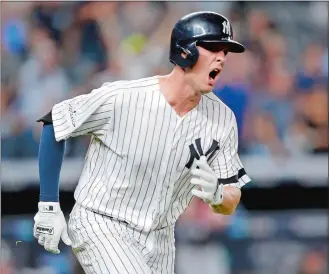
38,124,66,202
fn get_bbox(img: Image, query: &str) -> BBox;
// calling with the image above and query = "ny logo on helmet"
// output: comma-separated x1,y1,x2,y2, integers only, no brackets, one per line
185,138,220,169
222,21,231,36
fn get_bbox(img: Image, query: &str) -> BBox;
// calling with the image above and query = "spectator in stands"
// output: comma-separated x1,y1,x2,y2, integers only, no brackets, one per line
282,115,314,156
245,9,274,51
2,27,71,158
245,111,287,156
289,43,328,155
31,2,75,45
298,249,327,274
294,84,328,154
296,43,327,94
258,67,294,139
17,27,70,126
74,2,109,70
60,23,98,90
245,64,293,157
2,15,28,59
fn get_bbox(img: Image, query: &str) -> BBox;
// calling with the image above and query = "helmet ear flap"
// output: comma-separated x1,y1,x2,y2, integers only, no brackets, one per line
170,41,199,68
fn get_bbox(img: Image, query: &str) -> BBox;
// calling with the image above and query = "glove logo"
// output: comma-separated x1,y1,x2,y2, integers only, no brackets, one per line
41,205,54,212
36,225,54,235
185,138,220,169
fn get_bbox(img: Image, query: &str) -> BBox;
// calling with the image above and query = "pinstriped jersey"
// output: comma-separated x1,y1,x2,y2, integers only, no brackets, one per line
52,76,251,233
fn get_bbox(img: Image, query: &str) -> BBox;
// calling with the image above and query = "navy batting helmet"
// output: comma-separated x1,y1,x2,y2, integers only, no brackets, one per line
169,11,245,68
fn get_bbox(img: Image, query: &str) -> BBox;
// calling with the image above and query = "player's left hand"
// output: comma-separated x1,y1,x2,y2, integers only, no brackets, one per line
33,202,72,254
190,156,224,205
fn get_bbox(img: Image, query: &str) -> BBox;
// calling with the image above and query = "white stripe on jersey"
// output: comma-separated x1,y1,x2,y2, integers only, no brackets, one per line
52,76,251,235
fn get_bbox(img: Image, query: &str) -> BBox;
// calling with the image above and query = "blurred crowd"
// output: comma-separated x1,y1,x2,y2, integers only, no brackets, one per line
1,1,328,159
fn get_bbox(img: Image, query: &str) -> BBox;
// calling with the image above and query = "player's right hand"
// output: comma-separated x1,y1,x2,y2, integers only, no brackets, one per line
190,156,224,205
33,202,72,254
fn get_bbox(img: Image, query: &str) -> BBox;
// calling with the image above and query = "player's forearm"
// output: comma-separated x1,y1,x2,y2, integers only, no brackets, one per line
210,185,241,215
39,124,66,202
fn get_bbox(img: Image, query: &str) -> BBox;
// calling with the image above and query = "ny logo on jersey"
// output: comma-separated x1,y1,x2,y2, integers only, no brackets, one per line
185,138,220,169
222,21,231,36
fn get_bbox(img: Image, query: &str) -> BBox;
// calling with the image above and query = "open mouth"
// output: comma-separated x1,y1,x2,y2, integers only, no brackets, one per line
209,69,220,80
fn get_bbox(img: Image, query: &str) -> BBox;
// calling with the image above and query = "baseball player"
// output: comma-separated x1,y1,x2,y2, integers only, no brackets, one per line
34,11,251,274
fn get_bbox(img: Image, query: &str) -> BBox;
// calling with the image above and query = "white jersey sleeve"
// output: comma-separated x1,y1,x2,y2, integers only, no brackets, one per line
211,115,251,189
51,83,119,141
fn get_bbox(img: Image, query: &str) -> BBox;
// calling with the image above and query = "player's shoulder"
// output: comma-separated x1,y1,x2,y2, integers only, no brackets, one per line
100,76,159,94
203,92,235,113
203,92,237,125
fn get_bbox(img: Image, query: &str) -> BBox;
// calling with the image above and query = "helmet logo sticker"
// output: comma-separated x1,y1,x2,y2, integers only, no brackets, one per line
222,21,231,36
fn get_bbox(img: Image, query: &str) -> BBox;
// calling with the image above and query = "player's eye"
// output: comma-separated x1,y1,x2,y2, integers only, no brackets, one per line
197,42,228,54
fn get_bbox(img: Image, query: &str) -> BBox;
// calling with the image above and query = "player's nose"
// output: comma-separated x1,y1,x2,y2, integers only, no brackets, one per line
215,50,227,63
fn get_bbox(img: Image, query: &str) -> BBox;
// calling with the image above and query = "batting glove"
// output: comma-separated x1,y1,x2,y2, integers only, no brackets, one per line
33,202,72,254
190,156,224,205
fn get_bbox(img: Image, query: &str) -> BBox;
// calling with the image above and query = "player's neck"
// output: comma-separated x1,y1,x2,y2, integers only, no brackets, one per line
158,68,201,117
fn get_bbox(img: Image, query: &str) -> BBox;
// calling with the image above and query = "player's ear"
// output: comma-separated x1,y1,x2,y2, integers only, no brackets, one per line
181,52,188,59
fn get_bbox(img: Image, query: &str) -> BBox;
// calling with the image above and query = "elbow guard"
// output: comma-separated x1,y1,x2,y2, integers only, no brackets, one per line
37,110,53,125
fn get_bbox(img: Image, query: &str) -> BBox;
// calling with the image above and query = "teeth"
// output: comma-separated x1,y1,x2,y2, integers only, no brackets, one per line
214,69,219,72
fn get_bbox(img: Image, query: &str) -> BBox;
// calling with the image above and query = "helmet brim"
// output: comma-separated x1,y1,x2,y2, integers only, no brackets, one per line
201,40,245,53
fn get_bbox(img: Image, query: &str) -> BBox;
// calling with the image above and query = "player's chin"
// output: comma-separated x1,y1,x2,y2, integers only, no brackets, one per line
202,83,215,93
205,77,219,92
